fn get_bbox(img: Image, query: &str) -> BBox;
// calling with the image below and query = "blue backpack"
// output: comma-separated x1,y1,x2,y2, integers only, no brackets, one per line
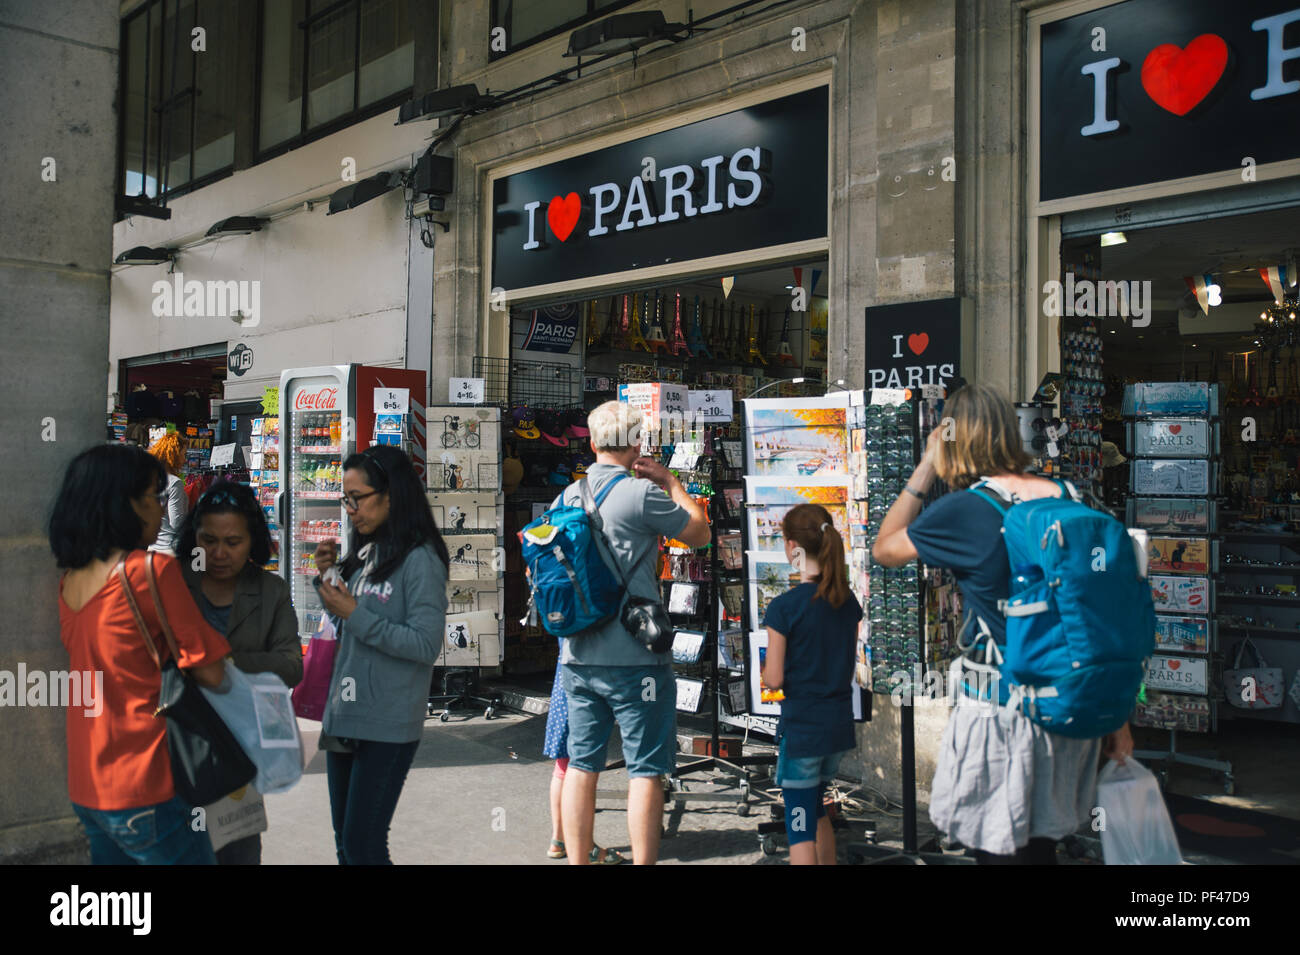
960,477,1155,738
519,474,628,638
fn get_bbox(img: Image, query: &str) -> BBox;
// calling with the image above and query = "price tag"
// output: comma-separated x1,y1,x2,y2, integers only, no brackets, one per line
688,389,734,422
920,384,945,399
449,378,485,406
210,443,236,467
374,387,410,414
870,388,909,405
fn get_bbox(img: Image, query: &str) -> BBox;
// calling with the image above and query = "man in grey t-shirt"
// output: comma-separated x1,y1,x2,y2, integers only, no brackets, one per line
555,401,709,865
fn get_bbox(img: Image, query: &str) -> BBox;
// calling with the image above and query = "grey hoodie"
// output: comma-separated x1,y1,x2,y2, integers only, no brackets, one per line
322,542,448,743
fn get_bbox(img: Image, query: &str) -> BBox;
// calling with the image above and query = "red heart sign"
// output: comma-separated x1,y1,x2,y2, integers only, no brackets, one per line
907,333,929,356
1168,424,1182,434
1168,660,1181,670
1141,34,1228,116
547,192,581,242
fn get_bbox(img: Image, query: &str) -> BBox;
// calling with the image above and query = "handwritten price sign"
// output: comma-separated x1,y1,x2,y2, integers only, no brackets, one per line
449,378,485,405
374,388,409,414
688,389,733,422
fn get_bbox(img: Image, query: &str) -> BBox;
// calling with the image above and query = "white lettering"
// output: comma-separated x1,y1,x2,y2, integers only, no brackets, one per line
522,200,541,249
615,176,657,232
1251,9,1300,101
698,155,725,213
657,164,697,222
587,183,621,237
1080,57,1121,136
727,147,765,207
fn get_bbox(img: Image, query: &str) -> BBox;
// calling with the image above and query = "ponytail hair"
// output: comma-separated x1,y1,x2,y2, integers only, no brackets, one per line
781,503,849,608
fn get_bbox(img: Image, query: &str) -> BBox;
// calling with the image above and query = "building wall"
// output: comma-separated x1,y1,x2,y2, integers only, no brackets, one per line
436,0,965,801
0,0,121,862
108,107,432,405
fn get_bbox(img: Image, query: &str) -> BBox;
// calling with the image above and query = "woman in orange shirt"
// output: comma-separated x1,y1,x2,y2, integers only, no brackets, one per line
50,444,232,865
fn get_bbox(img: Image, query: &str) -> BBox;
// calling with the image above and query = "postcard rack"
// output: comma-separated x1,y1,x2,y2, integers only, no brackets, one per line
1124,382,1233,792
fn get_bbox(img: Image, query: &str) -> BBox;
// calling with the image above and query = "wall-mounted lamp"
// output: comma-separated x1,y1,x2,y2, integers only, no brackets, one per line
206,216,266,237
327,170,404,215
564,12,685,57
114,245,174,265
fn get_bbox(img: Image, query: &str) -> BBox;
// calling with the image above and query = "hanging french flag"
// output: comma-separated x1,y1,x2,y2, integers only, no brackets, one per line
1185,274,1210,315
1260,265,1288,305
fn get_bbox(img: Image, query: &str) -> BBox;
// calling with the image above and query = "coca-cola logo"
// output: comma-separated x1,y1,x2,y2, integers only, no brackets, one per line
295,387,339,410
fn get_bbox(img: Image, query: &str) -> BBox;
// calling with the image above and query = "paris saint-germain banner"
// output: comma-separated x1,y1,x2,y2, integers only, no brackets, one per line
521,303,580,354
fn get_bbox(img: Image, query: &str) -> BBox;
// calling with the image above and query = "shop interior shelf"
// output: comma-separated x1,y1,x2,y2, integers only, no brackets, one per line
1220,563,1300,573
1218,593,1300,607
1218,625,1300,640
1219,531,1300,546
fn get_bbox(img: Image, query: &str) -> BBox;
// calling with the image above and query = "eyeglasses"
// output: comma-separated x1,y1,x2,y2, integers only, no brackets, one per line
340,490,381,511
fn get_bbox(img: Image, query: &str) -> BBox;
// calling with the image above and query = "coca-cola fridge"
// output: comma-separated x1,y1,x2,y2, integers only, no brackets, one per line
278,364,427,643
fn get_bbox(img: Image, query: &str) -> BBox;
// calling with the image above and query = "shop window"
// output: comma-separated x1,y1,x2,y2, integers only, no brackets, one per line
490,0,637,59
259,0,413,155
119,0,237,202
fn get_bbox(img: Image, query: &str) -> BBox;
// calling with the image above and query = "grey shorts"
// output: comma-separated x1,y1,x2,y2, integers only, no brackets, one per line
561,663,677,777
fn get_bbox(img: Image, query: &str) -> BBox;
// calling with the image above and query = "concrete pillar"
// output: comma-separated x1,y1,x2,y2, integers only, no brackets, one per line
0,0,120,862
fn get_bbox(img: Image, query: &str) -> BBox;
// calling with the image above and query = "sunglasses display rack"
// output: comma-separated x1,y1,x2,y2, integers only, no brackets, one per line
1124,382,1235,792
1059,323,1105,498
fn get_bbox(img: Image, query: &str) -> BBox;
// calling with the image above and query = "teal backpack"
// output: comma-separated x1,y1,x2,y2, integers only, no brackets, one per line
960,478,1155,738
519,474,627,638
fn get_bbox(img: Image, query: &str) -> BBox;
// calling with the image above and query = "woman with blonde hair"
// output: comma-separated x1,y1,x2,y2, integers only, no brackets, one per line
872,382,1131,865
147,432,189,555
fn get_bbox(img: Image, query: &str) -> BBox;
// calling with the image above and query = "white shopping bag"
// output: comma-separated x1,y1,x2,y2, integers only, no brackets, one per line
200,661,304,795
1095,758,1184,865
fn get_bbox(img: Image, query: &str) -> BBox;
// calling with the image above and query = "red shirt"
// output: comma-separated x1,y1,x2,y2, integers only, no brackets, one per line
59,550,231,810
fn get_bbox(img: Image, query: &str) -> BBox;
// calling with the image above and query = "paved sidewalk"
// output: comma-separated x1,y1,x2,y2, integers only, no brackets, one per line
264,710,812,865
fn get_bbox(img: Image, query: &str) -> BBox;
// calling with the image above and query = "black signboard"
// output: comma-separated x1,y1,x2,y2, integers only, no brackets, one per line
864,298,965,391
1040,0,1300,201
491,86,828,291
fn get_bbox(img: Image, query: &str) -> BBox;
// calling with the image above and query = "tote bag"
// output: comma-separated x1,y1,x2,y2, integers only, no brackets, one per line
1223,639,1284,710
117,554,257,806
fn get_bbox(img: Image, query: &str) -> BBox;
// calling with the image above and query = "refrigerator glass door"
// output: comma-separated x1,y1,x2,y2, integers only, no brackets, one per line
282,368,351,643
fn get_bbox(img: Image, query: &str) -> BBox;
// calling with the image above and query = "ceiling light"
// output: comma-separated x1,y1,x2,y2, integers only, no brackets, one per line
114,246,174,265
327,170,404,215
206,216,265,237
1100,231,1127,247
564,12,686,57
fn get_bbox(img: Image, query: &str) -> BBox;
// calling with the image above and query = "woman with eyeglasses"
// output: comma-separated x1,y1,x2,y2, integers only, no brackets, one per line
50,444,230,864
312,445,450,864
178,480,303,865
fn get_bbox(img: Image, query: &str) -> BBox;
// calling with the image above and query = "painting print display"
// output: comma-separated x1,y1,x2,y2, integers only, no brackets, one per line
749,554,800,632
745,479,850,554
747,630,784,716
744,394,849,478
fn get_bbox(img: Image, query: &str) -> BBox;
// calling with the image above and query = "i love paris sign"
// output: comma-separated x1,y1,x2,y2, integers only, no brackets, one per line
1039,0,1300,201
490,86,828,293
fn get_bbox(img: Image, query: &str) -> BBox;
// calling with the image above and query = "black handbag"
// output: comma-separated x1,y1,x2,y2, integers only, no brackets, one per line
117,553,256,807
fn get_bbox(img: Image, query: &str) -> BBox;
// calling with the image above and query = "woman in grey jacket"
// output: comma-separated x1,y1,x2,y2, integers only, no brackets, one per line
315,445,450,865
179,481,303,864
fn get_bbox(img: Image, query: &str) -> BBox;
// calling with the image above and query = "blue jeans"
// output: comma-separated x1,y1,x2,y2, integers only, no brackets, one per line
326,739,419,865
562,663,676,777
72,796,216,865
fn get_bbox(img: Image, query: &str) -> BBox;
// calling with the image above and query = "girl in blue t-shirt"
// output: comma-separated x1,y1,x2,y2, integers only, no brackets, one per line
761,503,862,865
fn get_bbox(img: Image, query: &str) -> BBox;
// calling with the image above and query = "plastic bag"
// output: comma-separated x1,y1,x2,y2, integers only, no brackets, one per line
1095,758,1184,865
200,661,304,795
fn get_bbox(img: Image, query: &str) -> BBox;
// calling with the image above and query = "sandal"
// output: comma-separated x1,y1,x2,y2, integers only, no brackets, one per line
547,839,566,859
590,845,626,865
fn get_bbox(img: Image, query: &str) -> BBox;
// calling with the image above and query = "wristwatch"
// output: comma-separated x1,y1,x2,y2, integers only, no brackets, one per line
903,485,925,500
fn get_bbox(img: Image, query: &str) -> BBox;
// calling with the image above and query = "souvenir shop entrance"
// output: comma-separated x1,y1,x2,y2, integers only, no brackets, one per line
1053,203,1300,802
496,254,831,698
